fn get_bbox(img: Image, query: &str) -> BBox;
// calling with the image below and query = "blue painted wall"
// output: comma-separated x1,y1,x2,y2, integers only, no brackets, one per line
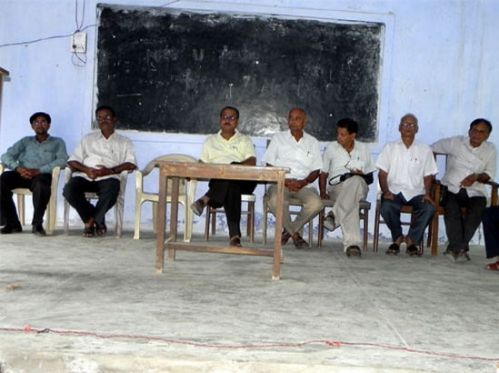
1,0,498,242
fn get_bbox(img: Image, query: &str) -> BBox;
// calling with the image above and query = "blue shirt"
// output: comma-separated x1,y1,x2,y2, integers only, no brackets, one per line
1,136,68,174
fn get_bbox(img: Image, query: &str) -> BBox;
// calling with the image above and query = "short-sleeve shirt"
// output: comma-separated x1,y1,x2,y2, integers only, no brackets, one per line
262,130,322,180
200,130,255,164
322,140,376,187
376,140,438,200
68,131,136,181
431,136,496,197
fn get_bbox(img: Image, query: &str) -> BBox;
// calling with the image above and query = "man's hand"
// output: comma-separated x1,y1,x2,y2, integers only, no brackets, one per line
423,193,435,206
16,167,41,179
320,191,329,200
382,191,395,200
85,166,112,180
285,178,307,192
460,173,479,187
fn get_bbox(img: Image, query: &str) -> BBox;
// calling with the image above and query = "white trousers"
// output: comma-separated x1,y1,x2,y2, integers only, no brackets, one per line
328,176,368,250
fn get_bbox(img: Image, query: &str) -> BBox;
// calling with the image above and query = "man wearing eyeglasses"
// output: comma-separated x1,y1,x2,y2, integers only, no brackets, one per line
63,105,137,237
263,107,323,249
190,106,256,247
376,113,438,256
431,118,496,261
1,112,68,235
319,118,376,257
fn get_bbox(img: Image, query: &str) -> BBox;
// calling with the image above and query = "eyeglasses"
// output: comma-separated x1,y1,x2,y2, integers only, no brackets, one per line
400,122,417,128
96,115,113,122
221,115,237,121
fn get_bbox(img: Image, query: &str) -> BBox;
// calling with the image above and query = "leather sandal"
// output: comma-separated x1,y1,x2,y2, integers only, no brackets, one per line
281,230,292,245
386,243,400,255
292,233,309,249
406,244,419,257
229,236,241,247
346,245,361,257
96,223,107,237
83,225,95,237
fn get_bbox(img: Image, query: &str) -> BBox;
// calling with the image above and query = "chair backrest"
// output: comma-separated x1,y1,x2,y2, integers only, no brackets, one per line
140,153,198,193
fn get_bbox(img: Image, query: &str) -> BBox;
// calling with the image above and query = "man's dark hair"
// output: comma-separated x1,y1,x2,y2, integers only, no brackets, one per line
96,105,117,117
29,112,51,124
336,117,358,134
220,106,239,119
469,118,492,133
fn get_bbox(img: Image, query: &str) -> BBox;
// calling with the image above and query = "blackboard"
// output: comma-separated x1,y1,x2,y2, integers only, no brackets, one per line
96,4,383,141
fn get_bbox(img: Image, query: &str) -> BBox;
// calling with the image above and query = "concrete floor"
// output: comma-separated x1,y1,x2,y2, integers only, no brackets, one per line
0,229,498,373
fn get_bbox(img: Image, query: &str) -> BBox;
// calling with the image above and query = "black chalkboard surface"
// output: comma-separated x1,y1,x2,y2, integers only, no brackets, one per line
96,4,383,141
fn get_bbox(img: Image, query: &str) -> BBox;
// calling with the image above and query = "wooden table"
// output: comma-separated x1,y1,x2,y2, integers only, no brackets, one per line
155,161,288,280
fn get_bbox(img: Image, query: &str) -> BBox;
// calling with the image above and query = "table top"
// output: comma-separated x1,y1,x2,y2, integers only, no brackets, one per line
157,161,289,182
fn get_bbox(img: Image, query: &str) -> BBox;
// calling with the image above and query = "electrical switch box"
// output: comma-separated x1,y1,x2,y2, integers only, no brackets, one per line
71,32,87,53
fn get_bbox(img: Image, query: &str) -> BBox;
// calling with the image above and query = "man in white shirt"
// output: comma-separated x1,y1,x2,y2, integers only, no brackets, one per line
190,106,256,247
63,106,137,237
376,114,438,256
263,108,323,249
431,118,496,260
319,118,376,257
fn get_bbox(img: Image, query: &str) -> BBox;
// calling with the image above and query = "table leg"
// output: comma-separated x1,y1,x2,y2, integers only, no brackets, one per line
155,171,168,273
168,177,180,262
272,178,285,280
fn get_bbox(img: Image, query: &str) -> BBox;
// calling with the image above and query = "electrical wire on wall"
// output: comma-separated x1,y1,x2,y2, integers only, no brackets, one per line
0,0,93,67
71,0,87,66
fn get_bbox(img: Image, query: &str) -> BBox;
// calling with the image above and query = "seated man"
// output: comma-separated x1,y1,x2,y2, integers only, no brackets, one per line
376,113,437,256
431,118,496,260
319,118,375,257
263,107,323,249
190,106,257,247
483,206,499,270
63,105,137,237
0,112,68,235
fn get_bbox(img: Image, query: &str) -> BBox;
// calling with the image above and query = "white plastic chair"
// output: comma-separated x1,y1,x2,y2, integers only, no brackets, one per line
0,163,63,234
204,193,256,242
133,154,197,242
63,169,129,237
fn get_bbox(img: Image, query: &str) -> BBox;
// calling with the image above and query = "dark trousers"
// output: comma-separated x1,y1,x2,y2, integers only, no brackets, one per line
63,176,119,226
0,170,52,226
380,193,435,244
482,206,499,258
206,179,256,238
444,189,486,253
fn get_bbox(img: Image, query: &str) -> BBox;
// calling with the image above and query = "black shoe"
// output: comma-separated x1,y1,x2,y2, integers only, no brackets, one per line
1,223,23,234
32,224,46,236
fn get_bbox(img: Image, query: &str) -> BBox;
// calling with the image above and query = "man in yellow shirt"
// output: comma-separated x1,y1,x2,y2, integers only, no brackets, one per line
191,106,256,247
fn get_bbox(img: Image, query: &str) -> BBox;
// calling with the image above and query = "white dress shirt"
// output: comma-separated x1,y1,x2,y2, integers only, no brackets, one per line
262,130,322,181
431,136,496,197
68,131,137,181
376,140,438,200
